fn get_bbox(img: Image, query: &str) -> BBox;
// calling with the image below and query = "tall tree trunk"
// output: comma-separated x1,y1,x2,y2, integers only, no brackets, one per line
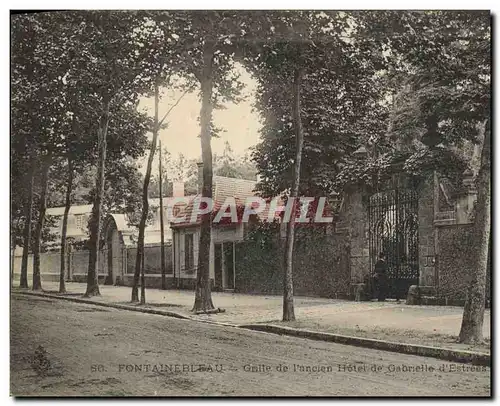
131,227,145,302
85,101,110,297
459,119,491,344
159,139,167,290
19,22,36,289
19,159,36,289
193,40,216,313
141,248,145,304
59,157,74,293
32,153,52,291
132,80,161,303
282,67,304,322
11,235,17,285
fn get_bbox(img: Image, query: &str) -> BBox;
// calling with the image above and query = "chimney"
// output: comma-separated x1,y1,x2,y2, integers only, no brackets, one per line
172,181,184,197
196,162,203,194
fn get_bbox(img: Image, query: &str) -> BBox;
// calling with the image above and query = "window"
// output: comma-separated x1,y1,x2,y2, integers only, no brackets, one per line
171,203,187,220
75,215,83,229
184,233,194,271
172,205,181,218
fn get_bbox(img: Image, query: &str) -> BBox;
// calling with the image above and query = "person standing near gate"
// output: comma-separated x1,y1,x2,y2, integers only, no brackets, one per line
374,252,388,301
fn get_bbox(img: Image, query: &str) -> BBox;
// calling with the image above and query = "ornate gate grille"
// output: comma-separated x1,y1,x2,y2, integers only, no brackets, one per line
368,188,419,299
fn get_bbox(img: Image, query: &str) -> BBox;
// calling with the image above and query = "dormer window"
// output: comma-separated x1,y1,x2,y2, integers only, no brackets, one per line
75,215,83,229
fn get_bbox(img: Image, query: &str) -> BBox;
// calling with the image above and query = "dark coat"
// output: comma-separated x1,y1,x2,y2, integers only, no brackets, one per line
374,259,387,275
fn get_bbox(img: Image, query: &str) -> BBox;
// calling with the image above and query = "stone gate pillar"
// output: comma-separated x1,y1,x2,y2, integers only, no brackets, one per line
347,190,370,286
418,177,436,287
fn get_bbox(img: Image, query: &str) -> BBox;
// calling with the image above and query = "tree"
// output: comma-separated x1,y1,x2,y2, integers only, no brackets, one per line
334,11,490,183
149,146,172,198
193,38,217,312
248,11,388,320
10,158,27,283
11,14,40,289
214,142,257,180
158,140,167,290
58,11,154,297
280,67,305,321
11,152,35,289
32,153,52,290
161,11,250,312
12,12,152,294
341,11,490,342
134,81,160,304
82,138,149,221
56,92,102,293
17,159,35,289
459,120,490,343
131,76,168,303
251,12,389,199
56,108,98,294
12,12,75,291
129,14,195,303
58,156,73,293
214,141,236,177
376,11,490,343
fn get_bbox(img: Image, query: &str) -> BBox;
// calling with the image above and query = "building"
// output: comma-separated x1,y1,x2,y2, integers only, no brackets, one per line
14,152,487,304
170,165,263,290
12,182,195,286
45,204,93,248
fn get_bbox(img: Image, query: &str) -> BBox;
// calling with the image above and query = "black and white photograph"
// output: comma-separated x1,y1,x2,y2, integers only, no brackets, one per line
8,8,492,398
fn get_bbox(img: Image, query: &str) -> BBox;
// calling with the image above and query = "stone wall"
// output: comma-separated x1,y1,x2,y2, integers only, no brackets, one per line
234,228,350,298
125,245,173,275
293,231,350,298
70,250,91,278
436,224,491,303
12,252,60,283
119,274,204,290
234,231,283,295
12,250,107,285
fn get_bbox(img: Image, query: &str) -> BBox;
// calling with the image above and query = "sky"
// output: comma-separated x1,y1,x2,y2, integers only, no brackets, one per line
136,65,262,173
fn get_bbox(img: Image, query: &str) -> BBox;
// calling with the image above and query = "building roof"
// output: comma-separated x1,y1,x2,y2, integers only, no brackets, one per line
46,204,93,216
148,196,194,208
170,176,287,228
170,176,256,228
45,198,195,248
106,213,135,234
45,197,187,217
212,176,257,208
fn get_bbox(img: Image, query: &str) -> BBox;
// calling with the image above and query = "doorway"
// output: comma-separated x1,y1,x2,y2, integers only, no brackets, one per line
104,221,122,286
368,187,419,299
214,243,223,290
105,229,114,285
214,242,235,290
223,242,235,290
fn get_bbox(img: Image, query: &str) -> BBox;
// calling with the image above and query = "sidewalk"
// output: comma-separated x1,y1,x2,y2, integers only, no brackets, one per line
13,281,490,354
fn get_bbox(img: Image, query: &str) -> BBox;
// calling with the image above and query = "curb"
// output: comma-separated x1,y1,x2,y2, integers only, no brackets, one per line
239,324,490,367
13,290,191,320
13,290,490,367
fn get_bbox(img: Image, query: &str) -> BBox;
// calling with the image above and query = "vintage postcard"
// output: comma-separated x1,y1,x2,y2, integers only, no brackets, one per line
10,9,491,397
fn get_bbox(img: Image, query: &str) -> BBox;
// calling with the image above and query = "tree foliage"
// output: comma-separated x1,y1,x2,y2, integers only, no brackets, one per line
249,11,389,198
334,11,490,192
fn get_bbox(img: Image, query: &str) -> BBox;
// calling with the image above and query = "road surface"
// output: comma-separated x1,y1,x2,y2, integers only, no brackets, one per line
10,294,491,397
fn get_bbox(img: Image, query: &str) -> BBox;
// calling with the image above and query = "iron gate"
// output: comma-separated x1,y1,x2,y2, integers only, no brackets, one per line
368,188,419,299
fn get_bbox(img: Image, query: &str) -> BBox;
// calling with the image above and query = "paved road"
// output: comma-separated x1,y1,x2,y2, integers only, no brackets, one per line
10,294,490,397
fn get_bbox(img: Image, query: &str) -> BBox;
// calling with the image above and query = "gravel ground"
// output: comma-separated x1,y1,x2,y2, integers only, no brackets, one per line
14,281,490,354
10,294,491,397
